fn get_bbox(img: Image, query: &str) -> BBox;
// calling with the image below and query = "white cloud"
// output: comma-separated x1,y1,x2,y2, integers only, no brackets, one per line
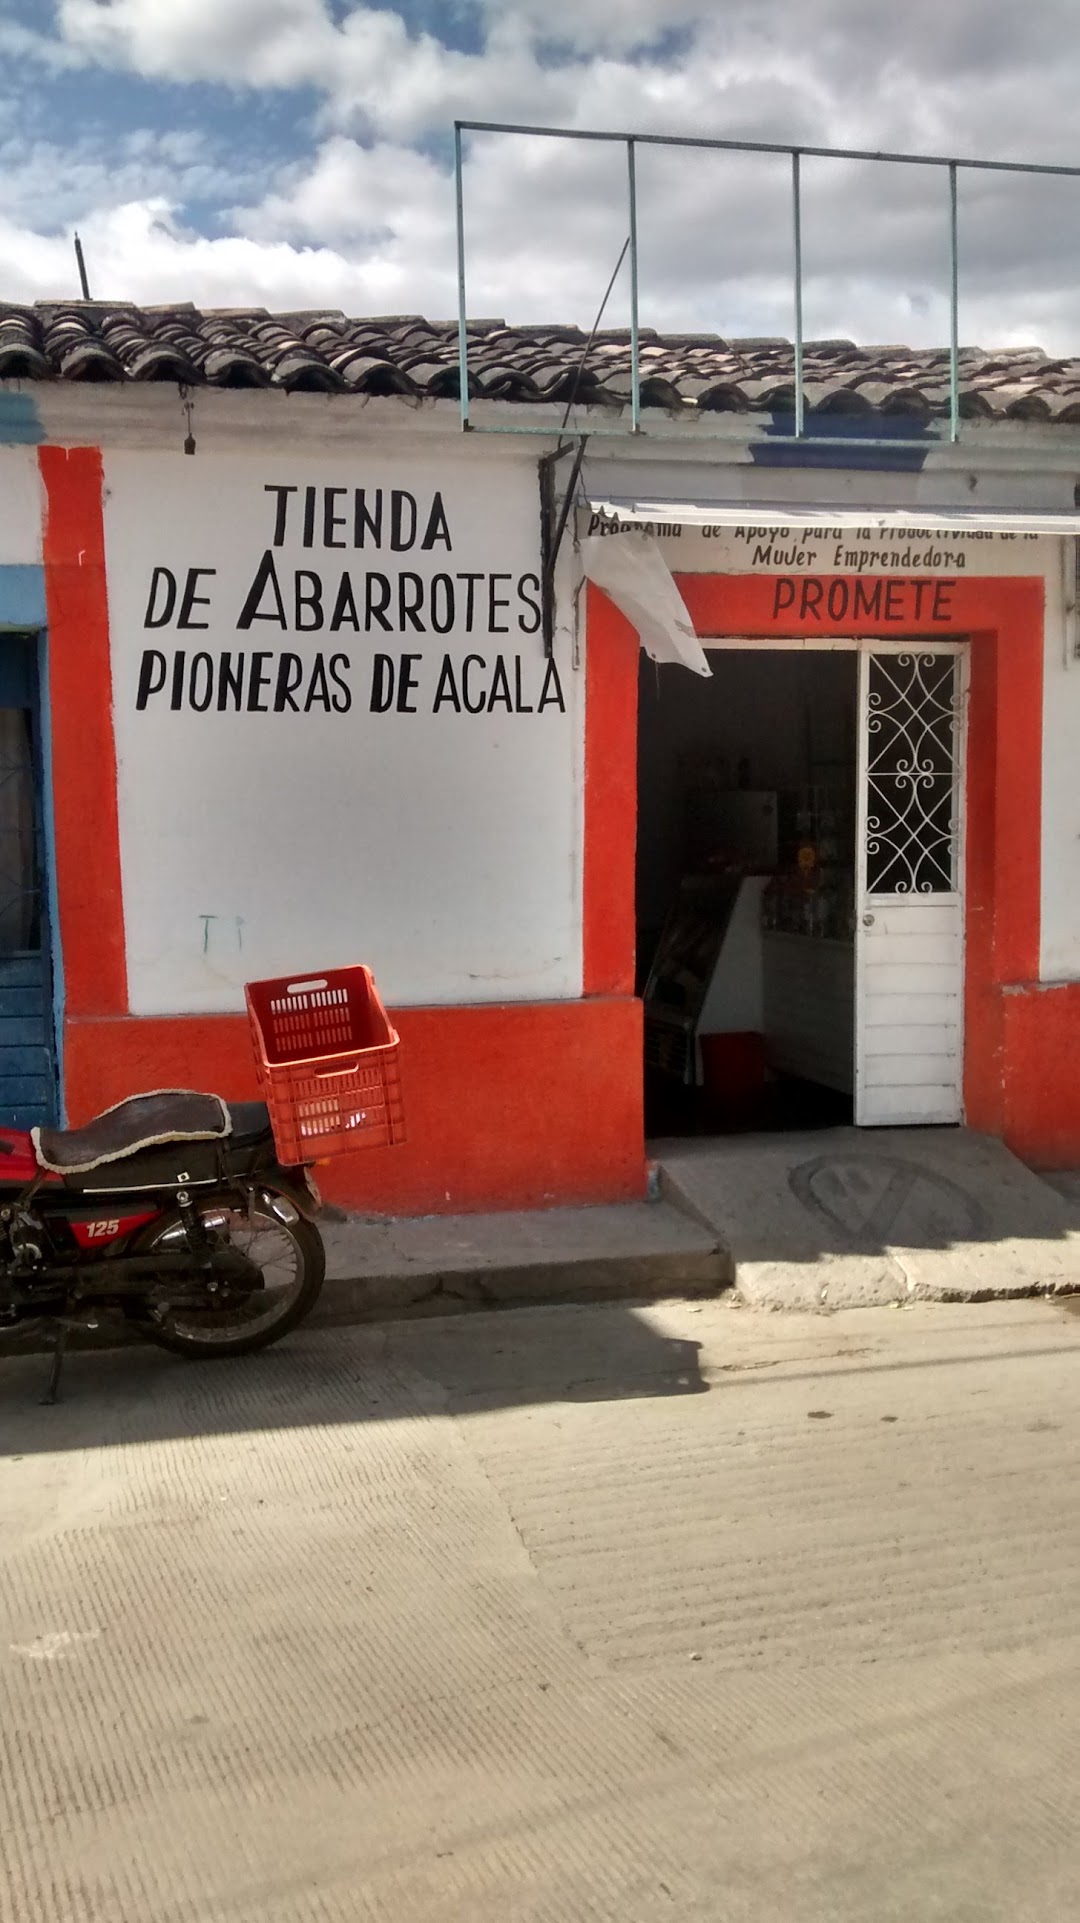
0,198,396,309
0,142,1071,361
235,137,446,252
57,0,333,86
53,0,700,92
49,0,1080,149
0,127,268,230
222,115,1080,351
56,0,524,134
471,0,714,55
2,0,1080,358
0,18,88,73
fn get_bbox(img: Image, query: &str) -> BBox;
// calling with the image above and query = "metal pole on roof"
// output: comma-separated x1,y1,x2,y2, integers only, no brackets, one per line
454,122,470,430
627,138,641,432
791,152,805,440
452,120,1080,449
458,118,1080,182
73,232,91,302
948,161,960,444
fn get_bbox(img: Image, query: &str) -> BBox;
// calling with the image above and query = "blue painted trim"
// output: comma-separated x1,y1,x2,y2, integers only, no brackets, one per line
35,629,65,1125
0,564,60,1126
0,389,44,445
0,565,46,629
751,410,936,473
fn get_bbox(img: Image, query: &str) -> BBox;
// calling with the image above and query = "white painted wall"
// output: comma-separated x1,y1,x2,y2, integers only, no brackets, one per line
102,447,582,1015
0,448,43,565
577,511,1056,581
68,409,1080,1004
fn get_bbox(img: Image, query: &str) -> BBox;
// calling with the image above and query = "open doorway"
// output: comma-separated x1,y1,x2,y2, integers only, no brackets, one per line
638,645,858,1135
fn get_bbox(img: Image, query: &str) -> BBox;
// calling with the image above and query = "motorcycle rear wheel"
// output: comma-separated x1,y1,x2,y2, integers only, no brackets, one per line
132,1201,325,1358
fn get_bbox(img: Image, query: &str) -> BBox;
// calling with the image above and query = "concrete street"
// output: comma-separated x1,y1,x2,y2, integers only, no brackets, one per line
2,1294,1079,1922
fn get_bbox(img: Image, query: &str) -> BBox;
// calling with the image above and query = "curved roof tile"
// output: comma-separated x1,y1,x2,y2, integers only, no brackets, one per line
0,300,1079,423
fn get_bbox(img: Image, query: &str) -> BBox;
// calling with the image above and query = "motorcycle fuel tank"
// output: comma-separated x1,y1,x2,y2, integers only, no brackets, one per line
0,1130,56,1189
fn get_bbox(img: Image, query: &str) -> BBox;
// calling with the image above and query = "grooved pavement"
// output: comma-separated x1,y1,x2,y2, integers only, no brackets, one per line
2,1297,1079,1921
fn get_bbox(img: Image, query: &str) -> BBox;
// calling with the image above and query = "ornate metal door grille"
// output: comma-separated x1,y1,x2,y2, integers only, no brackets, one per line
865,652,960,895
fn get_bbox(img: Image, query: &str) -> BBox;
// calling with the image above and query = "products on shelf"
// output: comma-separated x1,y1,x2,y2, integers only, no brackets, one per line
762,868,854,941
763,784,855,941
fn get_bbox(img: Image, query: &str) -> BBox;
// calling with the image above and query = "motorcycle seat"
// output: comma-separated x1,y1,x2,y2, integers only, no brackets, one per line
228,1101,274,1149
33,1091,231,1176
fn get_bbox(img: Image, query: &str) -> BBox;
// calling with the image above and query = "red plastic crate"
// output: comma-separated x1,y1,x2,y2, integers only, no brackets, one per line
245,966,405,1165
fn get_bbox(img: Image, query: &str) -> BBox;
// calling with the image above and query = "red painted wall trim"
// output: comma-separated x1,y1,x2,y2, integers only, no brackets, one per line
1002,982,1080,1166
63,998,647,1214
583,583,638,995
984,584,1043,985
39,446,128,1017
588,568,1048,1156
680,572,1046,1145
962,628,1004,1135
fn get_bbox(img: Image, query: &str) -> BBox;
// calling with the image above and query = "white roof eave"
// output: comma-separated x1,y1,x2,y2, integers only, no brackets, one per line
585,497,1080,535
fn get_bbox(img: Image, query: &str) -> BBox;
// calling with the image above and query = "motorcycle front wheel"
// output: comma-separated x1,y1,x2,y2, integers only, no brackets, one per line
131,1200,325,1359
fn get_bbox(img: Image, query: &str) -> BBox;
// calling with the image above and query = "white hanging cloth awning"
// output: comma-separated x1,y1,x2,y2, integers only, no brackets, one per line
579,533,711,677
587,499,1080,535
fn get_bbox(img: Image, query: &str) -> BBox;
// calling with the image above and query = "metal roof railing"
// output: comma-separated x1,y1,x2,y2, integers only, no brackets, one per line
453,119,1080,450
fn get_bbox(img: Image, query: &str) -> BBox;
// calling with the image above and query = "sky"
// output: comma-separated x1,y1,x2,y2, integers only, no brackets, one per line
4,0,1080,351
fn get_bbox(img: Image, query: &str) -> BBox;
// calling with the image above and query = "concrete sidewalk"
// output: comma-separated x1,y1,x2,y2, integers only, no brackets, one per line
4,1123,1079,1361
319,1125,1080,1326
0,1195,730,1358
316,1196,729,1323
659,1126,1080,1309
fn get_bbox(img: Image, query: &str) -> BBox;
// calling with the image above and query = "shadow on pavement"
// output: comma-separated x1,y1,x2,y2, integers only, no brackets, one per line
0,1302,707,1455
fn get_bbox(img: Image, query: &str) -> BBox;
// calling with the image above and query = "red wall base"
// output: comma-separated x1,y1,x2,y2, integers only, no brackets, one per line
62,997,647,1215
999,983,1080,1168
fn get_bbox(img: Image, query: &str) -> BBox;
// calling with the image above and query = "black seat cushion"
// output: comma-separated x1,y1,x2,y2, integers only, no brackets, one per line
34,1091,230,1175
228,1101,274,1149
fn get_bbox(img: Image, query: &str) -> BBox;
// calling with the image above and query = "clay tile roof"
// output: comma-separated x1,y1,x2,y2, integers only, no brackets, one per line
2,300,1080,422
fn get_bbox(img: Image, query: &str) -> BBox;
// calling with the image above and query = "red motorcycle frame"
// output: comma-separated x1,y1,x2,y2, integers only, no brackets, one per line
0,1093,325,1402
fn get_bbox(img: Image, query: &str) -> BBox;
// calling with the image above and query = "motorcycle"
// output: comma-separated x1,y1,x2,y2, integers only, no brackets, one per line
0,1088,325,1403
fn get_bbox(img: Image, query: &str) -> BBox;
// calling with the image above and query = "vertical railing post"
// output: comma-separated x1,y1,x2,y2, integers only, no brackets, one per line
948,160,960,444
792,150,805,439
627,137,641,432
454,122,470,430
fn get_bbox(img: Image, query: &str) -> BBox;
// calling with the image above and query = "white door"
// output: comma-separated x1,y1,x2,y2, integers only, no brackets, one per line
855,643,966,1126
